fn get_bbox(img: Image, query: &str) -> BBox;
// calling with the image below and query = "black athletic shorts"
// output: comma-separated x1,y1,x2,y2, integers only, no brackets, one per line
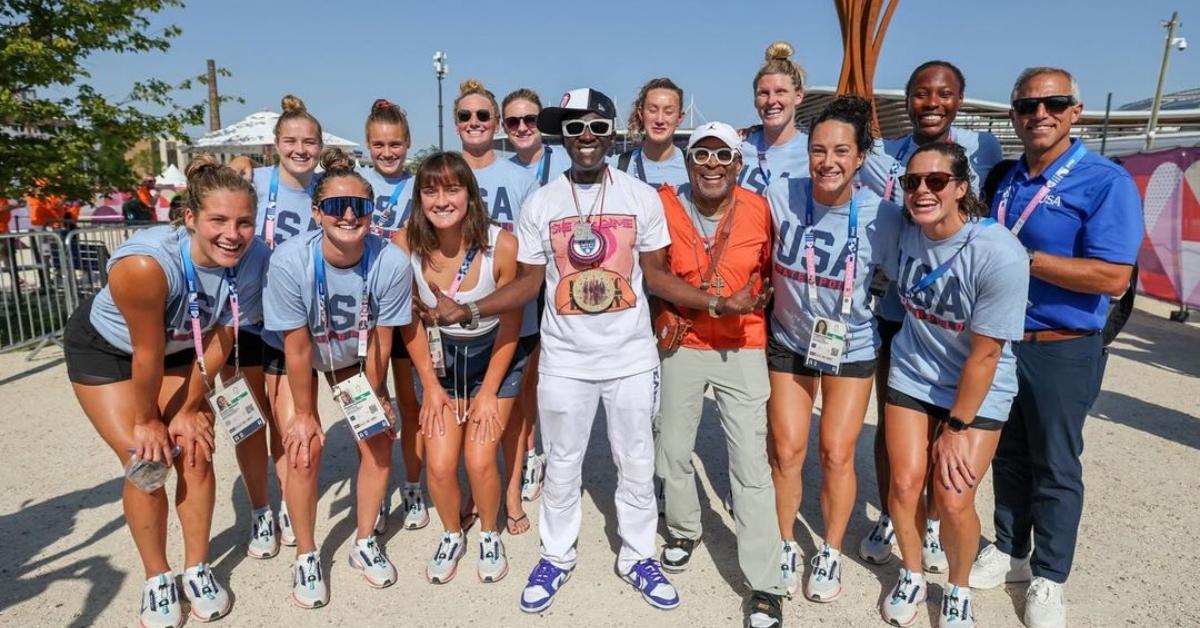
263,341,287,376
225,328,265,368
766,334,876,379
64,295,194,385
885,387,1004,431
876,317,903,359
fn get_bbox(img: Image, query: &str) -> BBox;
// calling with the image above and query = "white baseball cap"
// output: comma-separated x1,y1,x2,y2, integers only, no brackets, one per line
686,121,741,151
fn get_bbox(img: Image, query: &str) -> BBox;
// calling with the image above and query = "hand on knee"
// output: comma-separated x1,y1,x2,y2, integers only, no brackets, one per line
932,490,975,526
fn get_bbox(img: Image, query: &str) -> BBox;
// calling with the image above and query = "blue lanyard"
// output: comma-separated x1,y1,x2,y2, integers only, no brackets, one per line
179,235,238,380
535,146,553,186
996,142,1087,237
313,238,373,371
754,131,772,186
373,176,409,229
803,181,859,318
903,218,996,298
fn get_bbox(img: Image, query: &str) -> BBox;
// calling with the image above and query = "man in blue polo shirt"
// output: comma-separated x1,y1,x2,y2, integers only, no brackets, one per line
970,67,1143,628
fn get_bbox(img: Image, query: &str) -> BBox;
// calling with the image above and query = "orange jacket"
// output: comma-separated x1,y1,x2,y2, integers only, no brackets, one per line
658,185,772,350
26,193,67,226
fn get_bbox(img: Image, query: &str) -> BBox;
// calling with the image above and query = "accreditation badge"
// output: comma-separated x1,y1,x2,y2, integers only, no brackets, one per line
427,325,446,378
570,268,618,313
804,316,847,375
207,374,267,444
333,372,390,441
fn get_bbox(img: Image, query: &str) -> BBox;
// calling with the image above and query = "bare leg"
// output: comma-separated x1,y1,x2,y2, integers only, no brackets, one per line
933,428,1002,586
815,375,873,550
424,404,467,532
391,358,424,484
465,397,516,532
885,403,935,573
229,365,271,509
279,372,321,555
355,432,394,540
766,370,818,541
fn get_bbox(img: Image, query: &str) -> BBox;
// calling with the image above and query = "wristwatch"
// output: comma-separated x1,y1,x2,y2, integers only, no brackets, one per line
707,295,722,318
945,415,971,432
461,301,481,330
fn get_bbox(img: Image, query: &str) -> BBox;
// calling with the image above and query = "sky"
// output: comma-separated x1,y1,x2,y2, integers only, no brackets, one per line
78,0,1200,152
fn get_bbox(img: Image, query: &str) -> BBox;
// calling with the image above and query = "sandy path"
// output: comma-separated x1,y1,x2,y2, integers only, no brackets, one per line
0,299,1196,627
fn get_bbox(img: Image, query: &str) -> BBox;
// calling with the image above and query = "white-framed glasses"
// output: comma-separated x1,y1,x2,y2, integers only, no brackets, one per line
561,118,614,137
688,147,738,166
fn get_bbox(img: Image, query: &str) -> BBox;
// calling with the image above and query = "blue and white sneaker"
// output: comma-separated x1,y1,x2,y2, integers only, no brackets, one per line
279,501,297,547
623,558,680,610
426,531,466,584
291,550,328,609
373,494,390,536
939,584,975,627
780,540,800,597
923,519,948,573
138,571,181,628
477,531,509,583
520,559,572,613
881,568,927,627
804,544,843,603
348,536,396,588
401,483,430,530
521,452,545,502
182,563,230,622
246,507,279,559
858,514,896,565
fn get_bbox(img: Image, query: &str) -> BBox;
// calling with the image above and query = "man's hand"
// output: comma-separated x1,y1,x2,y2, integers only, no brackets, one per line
718,273,773,316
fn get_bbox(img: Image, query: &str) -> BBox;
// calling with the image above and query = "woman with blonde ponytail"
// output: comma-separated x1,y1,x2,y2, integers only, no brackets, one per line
739,41,810,195
63,155,270,627
614,78,689,188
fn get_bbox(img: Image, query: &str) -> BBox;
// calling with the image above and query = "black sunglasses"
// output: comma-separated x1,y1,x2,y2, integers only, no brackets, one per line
1011,95,1076,116
316,196,374,218
503,114,539,131
898,172,959,193
456,109,492,123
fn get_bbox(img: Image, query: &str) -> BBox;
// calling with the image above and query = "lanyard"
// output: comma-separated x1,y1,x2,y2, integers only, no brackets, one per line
263,167,280,249
903,219,996,299
445,246,480,299
313,238,373,374
803,181,858,319
179,236,238,386
881,131,957,203
754,132,772,186
535,146,552,186
997,142,1087,237
372,177,409,229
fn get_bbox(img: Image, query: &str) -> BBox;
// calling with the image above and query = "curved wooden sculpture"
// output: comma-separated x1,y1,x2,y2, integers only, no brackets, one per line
834,0,900,135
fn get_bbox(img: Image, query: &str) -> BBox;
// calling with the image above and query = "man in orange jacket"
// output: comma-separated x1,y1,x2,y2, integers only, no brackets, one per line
652,122,785,628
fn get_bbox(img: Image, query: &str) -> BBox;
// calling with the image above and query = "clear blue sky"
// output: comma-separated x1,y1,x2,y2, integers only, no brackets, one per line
81,0,1198,151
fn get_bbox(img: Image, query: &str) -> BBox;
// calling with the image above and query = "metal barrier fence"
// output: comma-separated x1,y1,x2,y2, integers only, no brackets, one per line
1,224,151,358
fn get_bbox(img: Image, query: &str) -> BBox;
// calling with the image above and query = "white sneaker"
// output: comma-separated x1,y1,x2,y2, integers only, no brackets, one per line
247,507,279,559
401,483,430,530
182,563,231,622
923,519,948,574
521,452,545,501
969,543,1031,589
426,531,466,584
880,568,927,627
1024,577,1066,628
291,550,328,609
477,531,509,583
804,544,843,603
780,540,800,598
279,501,297,547
374,494,390,536
859,514,896,565
939,584,975,627
138,572,181,628
348,536,396,588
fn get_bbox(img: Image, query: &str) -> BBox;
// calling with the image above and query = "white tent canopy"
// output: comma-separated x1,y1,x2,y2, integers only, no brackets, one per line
189,111,357,152
155,163,187,186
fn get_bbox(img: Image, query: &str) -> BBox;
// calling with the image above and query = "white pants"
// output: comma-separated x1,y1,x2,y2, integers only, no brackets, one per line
537,368,660,573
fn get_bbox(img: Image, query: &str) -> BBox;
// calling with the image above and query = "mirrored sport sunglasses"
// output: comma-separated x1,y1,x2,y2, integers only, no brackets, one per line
317,196,374,218
688,147,739,166
561,118,614,137
1011,95,1076,116
503,114,539,131
456,109,492,123
898,172,959,193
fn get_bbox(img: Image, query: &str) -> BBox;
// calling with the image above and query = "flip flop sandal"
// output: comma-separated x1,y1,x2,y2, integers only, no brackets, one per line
506,513,530,535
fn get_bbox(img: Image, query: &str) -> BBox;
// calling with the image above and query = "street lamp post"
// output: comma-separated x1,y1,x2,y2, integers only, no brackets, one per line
433,51,449,151
1145,12,1188,151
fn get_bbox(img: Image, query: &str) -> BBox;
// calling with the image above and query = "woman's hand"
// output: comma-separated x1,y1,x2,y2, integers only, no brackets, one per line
131,420,175,465
931,426,976,493
168,408,216,467
419,382,455,438
283,411,324,469
467,392,503,444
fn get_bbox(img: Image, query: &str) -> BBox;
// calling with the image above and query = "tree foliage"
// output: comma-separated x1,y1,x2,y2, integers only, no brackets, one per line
0,1,234,200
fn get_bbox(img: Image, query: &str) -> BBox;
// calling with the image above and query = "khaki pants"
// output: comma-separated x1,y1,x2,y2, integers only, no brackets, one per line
654,347,784,595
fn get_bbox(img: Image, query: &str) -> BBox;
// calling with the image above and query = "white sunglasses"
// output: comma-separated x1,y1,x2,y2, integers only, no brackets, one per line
561,118,614,137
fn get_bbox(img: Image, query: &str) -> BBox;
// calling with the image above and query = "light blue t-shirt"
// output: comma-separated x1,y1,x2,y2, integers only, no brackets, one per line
253,166,319,247
472,157,539,337
510,145,572,187
90,225,270,355
739,128,810,196
886,219,1029,420
767,178,903,363
860,128,1004,323
357,165,414,235
613,146,689,189
263,230,413,371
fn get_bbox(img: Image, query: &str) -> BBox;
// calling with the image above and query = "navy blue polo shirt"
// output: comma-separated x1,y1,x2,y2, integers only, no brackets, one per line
991,138,1143,331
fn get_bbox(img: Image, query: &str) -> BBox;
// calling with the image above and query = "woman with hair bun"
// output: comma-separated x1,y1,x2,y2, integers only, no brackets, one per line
765,96,903,602
64,155,270,626
263,147,448,606
878,142,1027,628
740,42,810,195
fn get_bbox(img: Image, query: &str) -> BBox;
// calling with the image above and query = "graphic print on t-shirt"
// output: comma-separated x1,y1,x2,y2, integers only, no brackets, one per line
773,220,858,292
549,214,638,315
896,255,967,332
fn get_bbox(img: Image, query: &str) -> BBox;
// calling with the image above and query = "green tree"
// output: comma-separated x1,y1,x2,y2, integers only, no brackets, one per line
404,144,440,174
0,1,227,200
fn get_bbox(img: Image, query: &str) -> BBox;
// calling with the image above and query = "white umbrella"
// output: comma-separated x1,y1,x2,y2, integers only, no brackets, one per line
155,164,187,186
190,110,357,152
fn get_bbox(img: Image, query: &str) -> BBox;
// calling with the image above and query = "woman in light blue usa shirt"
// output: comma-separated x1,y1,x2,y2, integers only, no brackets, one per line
766,96,903,602
878,142,1028,628
739,41,811,195
612,78,690,189
504,88,572,187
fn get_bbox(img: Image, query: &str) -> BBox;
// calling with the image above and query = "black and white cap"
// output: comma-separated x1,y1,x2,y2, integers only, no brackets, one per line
537,88,618,135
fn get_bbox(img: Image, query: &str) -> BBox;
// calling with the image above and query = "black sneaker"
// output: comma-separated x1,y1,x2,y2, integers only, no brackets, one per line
745,590,783,628
660,536,697,573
